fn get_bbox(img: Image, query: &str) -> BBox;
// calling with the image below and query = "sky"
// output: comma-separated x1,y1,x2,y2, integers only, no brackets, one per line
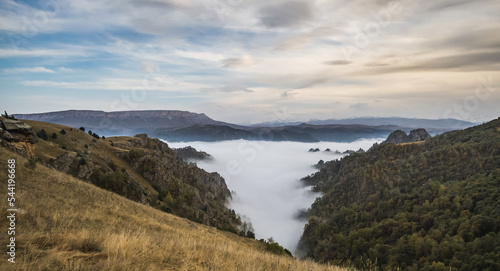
0,0,499,124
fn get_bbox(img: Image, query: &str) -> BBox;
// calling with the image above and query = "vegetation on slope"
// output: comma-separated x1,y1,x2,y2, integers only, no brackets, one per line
20,119,240,232
299,118,500,270
0,147,347,271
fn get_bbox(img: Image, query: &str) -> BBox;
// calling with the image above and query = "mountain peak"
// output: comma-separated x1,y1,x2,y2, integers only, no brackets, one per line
383,128,431,144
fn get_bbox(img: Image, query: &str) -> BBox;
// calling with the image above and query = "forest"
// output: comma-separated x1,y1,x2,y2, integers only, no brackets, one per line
299,118,500,270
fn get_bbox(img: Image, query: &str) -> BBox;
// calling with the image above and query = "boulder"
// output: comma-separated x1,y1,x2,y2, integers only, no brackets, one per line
1,117,39,157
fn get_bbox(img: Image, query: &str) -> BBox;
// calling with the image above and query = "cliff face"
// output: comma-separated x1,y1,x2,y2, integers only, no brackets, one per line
0,117,38,157
115,135,236,228
383,128,431,144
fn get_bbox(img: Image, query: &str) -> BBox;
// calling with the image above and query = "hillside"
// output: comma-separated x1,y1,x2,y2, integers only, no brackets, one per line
299,118,500,270
0,146,347,271
8,118,240,232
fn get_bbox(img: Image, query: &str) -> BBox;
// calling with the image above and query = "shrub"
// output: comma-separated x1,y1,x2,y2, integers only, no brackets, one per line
79,127,85,132
51,132,57,139
36,129,48,140
60,129,66,135
25,157,38,169
263,238,292,257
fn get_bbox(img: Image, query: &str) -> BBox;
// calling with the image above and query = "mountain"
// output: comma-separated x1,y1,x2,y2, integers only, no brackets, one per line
3,118,240,232
253,117,475,134
152,123,397,143
15,110,475,142
383,128,432,144
299,117,500,270
0,136,347,271
15,110,226,135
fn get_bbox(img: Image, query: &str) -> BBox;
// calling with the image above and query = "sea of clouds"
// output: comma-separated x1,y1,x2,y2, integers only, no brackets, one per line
166,139,382,254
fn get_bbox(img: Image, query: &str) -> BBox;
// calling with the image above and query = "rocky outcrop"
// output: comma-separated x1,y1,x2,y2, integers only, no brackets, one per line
116,134,236,229
174,146,213,162
0,117,38,157
383,128,431,144
408,128,432,142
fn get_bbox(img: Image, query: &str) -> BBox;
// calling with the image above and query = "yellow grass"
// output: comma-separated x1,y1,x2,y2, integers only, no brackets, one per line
0,147,348,271
398,140,425,146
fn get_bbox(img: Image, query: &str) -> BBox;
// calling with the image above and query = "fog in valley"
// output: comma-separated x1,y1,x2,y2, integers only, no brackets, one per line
167,139,382,253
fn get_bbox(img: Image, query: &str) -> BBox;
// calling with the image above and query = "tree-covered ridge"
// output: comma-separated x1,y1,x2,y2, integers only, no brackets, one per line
299,117,500,271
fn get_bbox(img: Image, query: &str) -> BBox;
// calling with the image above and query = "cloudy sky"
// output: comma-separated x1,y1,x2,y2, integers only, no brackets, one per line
1,0,499,124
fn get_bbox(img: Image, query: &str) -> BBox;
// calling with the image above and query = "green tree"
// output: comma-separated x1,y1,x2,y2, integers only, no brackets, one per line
36,129,48,140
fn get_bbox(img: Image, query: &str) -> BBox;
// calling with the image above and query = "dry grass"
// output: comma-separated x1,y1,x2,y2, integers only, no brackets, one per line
0,147,349,271
20,119,158,196
398,140,425,146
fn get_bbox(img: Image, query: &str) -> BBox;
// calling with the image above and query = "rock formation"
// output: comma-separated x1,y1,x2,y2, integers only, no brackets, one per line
383,128,431,144
174,146,213,162
0,117,38,157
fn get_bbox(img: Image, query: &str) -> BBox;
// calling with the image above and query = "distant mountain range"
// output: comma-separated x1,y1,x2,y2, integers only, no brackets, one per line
253,117,476,131
15,110,476,142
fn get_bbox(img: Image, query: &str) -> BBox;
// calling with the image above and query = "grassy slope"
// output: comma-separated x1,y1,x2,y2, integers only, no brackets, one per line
21,120,157,195
0,132,346,270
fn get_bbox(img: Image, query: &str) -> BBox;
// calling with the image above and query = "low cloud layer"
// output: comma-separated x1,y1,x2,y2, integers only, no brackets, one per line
168,139,381,253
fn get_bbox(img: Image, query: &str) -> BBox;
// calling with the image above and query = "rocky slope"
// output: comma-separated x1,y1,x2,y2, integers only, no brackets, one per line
19,119,240,232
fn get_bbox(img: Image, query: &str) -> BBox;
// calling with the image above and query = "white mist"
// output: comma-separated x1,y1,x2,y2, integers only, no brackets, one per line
166,139,382,254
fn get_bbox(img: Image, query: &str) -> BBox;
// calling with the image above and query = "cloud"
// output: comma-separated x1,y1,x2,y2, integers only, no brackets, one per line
259,1,314,28
293,74,333,89
203,85,254,93
221,55,259,68
166,139,381,253
432,27,500,51
367,51,500,74
324,60,352,65
0,48,86,58
21,77,208,91
2,0,500,123
174,50,223,62
349,102,369,110
274,27,338,50
3,67,55,73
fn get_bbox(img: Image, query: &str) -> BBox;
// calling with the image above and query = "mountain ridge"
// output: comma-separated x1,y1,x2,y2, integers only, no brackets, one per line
15,110,478,142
